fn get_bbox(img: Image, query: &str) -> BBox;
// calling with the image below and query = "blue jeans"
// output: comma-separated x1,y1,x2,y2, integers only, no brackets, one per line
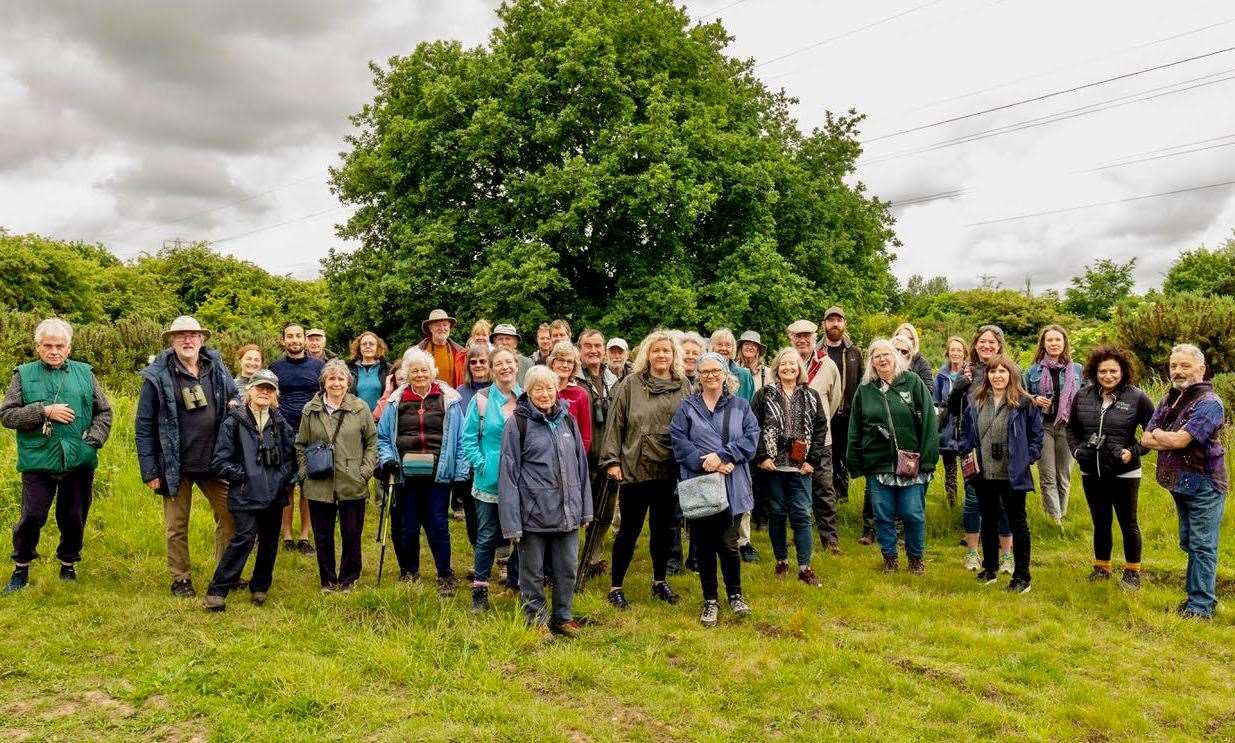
765,471,813,567
963,478,1010,536
869,479,926,560
472,498,502,583
1173,481,1228,616
389,478,452,578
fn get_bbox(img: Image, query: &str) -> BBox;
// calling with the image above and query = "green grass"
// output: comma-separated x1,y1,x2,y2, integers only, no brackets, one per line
2,394,1235,741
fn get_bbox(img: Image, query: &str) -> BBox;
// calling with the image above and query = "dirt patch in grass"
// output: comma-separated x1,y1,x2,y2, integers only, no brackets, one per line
889,657,968,688
151,720,208,743
754,622,804,640
4,690,136,722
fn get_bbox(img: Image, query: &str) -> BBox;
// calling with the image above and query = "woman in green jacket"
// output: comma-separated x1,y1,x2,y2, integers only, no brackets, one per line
295,359,378,591
847,339,938,575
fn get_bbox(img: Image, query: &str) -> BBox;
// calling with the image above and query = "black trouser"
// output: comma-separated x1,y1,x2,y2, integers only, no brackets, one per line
452,479,478,547
976,478,1031,582
810,444,839,545
861,481,876,536
308,499,366,587
941,452,958,506
208,503,282,597
12,467,94,564
689,509,742,601
610,479,675,586
1082,475,1142,564
667,503,685,568
831,411,851,501
750,469,769,529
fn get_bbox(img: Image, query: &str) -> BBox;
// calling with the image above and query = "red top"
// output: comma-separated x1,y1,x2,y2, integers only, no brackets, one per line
557,384,593,453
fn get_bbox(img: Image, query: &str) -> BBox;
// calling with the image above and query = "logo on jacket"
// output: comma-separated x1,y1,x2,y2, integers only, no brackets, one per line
898,391,912,404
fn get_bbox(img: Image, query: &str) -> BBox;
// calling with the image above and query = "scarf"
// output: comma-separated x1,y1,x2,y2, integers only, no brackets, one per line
760,384,817,463
1038,357,1078,426
642,374,683,396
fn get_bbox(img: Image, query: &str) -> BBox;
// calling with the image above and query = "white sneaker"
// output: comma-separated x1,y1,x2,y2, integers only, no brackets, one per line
963,549,980,571
999,553,1014,575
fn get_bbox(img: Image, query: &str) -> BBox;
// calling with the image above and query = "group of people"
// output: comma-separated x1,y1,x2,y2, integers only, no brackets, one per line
1,306,1228,633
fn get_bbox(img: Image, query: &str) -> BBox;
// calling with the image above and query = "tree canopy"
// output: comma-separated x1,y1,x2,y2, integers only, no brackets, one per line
326,0,898,348
1163,233,1235,298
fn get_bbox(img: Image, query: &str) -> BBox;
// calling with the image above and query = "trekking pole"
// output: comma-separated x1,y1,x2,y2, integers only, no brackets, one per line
376,473,394,585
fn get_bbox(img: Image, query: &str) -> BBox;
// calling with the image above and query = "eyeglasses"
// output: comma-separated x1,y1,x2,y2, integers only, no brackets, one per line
468,359,488,365
698,369,724,378
899,349,912,357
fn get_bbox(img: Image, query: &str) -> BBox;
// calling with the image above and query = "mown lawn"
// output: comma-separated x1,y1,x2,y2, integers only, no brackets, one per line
1,395,1234,742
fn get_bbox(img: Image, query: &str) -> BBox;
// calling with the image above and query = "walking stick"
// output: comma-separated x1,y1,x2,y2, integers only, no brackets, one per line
576,477,615,592
376,473,394,585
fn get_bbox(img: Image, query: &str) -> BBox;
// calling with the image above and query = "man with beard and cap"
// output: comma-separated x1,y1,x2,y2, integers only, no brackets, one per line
1141,343,1228,620
606,338,631,380
820,307,863,511
270,323,324,555
788,319,844,555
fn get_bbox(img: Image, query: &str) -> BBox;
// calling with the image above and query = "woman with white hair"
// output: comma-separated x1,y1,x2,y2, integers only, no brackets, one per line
678,332,706,390
376,347,467,594
846,339,938,575
599,329,691,609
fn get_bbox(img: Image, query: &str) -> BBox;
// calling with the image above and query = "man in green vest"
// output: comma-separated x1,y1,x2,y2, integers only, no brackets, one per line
0,318,112,593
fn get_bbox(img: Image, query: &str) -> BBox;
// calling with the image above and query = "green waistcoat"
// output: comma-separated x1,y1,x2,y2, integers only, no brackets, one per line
16,359,97,473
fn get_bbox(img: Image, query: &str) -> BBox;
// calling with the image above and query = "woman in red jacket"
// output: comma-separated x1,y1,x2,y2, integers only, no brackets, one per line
547,341,593,452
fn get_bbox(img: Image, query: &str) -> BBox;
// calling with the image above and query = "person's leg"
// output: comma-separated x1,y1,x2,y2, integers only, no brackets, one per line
898,483,927,560
392,481,421,576
52,466,94,565
207,510,257,597
610,482,650,588
666,502,684,571
976,480,1000,573
163,479,194,581
691,515,720,601
962,477,981,549
787,474,815,568
811,445,838,547
12,472,56,566
831,413,850,502
1038,427,1061,520
549,531,579,624
472,500,501,583
338,499,366,587
646,482,676,582
308,499,338,587
422,482,453,578
860,477,876,538
764,473,790,563
719,513,743,597
1051,425,1074,517
942,453,958,507
1003,489,1031,583
1181,483,1227,615
1112,478,1143,568
1082,476,1113,569
249,504,283,594
736,511,751,549
518,532,548,625
297,487,312,543
868,479,898,559
200,477,236,564
281,496,294,542
460,481,479,548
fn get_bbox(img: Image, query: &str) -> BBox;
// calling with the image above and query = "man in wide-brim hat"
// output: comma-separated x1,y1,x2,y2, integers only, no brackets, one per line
416,309,467,388
490,323,533,381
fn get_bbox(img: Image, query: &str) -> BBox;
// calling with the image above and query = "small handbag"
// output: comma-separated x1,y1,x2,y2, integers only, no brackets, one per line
961,450,980,479
881,392,921,478
677,472,728,520
788,438,808,466
303,412,343,480
401,452,437,478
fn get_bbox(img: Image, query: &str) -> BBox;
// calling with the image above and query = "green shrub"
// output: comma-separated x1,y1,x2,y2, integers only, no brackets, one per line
1113,292,1235,381
1211,373,1235,422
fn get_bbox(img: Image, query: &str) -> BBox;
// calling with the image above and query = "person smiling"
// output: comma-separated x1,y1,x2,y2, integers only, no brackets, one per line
1024,324,1083,525
346,331,391,413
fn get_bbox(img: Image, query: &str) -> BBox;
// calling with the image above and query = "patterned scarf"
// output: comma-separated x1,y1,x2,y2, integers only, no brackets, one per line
1038,357,1078,426
761,384,817,462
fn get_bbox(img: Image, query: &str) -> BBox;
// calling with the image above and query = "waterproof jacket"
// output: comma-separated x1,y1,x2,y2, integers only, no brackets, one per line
750,384,830,468
959,396,1044,492
1065,384,1154,478
846,372,939,477
599,373,691,484
461,383,522,497
909,354,933,390
211,405,296,511
295,393,378,502
669,392,760,516
933,368,964,452
416,337,469,388
498,396,593,538
136,348,238,496
376,382,467,484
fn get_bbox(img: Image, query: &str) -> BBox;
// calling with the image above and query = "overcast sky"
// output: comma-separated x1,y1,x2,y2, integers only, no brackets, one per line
3,0,1233,291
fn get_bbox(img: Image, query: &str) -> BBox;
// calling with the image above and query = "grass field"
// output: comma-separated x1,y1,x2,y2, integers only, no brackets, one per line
1,394,1234,742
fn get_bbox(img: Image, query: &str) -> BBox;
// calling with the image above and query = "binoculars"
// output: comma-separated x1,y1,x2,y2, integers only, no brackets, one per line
258,444,283,467
180,384,208,411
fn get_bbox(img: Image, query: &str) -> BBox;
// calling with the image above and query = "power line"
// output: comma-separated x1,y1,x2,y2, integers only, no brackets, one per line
862,45,1235,143
963,179,1235,227
205,205,347,246
697,0,751,21
753,0,947,69
1084,139,1235,173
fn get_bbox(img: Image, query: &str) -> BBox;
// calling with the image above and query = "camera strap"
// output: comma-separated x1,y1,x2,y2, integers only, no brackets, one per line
977,401,1007,444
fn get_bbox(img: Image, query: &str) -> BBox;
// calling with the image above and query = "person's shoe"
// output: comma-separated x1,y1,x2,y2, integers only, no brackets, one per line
1178,606,1213,620
297,539,315,555
739,544,759,563
651,581,680,605
465,569,478,582
251,591,267,606
999,553,1014,575
775,560,789,578
976,569,998,585
699,600,720,627
471,585,490,613
398,571,419,583
881,555,899,573
170,578,196,598
1006,578,1032,594
826,540,842,556
607,588,630,610
858,532,875,546
3,566,30,594
908,557,925,576
728,593,752,617
437,576,456,596
58,563,77,582
550,619,583,638
283,539,295,551
1119,570,1141,591
339,582,355,593
202,594,226,611
963,549,980,572
533,623,554,642
321,584,340,594
798,566,822,587
1087,567,1112,582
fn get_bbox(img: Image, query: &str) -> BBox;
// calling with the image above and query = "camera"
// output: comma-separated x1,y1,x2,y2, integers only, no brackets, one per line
1087,433,1106,448
258,444,282,467
181,384,208,411
990,442,1005,461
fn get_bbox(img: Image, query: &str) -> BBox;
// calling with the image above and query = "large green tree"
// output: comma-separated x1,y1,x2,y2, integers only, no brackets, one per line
1163,234,1235,298
1063,257,1136,320
326,0,898,348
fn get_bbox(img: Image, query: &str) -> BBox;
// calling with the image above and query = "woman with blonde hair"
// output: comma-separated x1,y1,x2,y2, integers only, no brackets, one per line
934,336,969,509
894,322,933,389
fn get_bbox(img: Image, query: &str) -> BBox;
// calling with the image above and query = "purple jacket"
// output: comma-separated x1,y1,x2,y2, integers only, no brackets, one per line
669,392,760,516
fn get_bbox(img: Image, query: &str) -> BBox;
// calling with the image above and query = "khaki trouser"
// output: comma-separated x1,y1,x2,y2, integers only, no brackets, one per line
163,476,234,581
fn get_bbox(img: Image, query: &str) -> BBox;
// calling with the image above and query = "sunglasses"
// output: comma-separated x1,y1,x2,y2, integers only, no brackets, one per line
468,359,488,365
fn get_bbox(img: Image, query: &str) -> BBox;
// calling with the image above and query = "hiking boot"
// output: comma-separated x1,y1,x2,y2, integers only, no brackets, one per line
398,571,419,583
283,539,295,551
1006,578,1031,594
1119,570,1141,591
58,563,77,582
1087,567,1112,582
858,532,875,546
437,576,456,597
297,539,315,555
739,543,759,563
251,591,268,606
321,584,340,594
471,585,490,613
798,566,822,587
881,555,899,573
963,549,980,572
908,557,925,576
550,620,583,638
728,594,752,618
202,594,226,611
998,553,1014,575
170,578,196,598
699,599,720,627
825,540,842,556
775,560,789,578
976,569,998,585
651,581,680,605
3,566,29,594
607,588,630,610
